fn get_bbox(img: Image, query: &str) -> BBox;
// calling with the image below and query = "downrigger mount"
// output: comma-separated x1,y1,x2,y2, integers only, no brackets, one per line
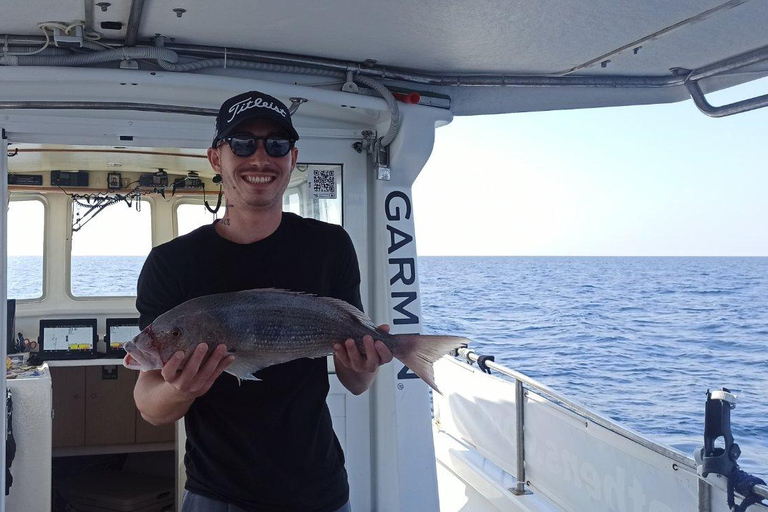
695,388,766,512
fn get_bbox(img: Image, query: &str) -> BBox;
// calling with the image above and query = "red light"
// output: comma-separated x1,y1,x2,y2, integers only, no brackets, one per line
393,92,421,104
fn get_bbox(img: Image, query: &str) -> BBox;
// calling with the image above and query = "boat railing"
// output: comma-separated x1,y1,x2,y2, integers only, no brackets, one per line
455,347,768,508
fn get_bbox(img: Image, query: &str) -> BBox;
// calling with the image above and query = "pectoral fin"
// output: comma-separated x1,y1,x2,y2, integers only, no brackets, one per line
225,354,264,382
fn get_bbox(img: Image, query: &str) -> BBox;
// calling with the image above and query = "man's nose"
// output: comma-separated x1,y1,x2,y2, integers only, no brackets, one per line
246,142,271,165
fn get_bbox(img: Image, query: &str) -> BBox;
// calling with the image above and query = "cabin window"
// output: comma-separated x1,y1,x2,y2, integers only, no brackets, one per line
7,198,45,300
176,202,222,237
70,200,152,297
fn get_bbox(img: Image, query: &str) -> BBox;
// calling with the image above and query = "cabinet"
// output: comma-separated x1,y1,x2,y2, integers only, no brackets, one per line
51,365,174,449
50,367,86,447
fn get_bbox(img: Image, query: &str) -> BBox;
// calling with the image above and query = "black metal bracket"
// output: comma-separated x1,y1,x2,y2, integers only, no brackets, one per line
477,355,495,375
696,388,739,478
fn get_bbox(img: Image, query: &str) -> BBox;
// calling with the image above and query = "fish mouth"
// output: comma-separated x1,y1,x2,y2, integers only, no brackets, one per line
122,328,163,371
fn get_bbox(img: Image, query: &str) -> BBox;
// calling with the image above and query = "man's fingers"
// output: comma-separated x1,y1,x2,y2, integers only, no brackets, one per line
334,343,351,368
361,336,378,371
196,344,229,383
167,343,211,392
375,341,393,364
161,351,185,382
378,323,391,334
344,338,364,369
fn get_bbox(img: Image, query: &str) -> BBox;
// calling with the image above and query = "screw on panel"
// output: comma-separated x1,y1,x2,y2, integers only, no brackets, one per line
96,2,111,12
633,46,642,55
173,8,187,18
600,59,611,68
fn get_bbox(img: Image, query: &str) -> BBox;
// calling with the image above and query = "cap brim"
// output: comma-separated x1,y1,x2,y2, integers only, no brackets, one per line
212,118,299,148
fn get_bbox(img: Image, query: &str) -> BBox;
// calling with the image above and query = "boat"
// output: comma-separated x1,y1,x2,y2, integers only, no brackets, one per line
1,1,767,511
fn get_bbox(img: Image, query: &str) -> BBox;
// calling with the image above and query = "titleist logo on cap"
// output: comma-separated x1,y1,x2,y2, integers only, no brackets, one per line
227,97,288,123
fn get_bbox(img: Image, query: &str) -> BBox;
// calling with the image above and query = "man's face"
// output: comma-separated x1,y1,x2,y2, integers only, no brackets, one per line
206,119,298,212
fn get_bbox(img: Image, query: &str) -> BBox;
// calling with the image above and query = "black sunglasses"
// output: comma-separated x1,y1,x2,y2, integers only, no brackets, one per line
218,133,295,158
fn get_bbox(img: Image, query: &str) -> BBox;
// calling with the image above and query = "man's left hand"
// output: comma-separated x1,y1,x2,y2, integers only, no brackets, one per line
333,324,394,374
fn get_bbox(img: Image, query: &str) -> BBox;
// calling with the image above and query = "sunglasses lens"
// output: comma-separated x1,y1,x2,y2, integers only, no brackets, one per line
225,135,293,157
264,138,292,157
228,136,257,157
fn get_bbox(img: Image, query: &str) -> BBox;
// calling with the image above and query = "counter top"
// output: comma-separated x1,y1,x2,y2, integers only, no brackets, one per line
46,358,125,367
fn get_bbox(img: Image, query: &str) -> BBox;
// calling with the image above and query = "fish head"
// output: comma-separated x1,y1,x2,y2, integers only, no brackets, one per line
123,319,190,371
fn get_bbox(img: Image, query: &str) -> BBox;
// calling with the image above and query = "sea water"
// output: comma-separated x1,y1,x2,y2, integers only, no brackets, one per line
419,256,768,474
8,255,768,473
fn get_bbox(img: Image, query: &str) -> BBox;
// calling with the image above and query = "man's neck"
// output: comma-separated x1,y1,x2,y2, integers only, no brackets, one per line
214,207,283,244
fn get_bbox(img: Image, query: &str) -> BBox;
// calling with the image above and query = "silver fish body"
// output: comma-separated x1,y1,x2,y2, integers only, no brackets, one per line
124,288,468,392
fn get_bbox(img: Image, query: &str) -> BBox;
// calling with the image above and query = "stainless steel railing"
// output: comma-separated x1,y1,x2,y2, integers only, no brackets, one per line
456,348,768,508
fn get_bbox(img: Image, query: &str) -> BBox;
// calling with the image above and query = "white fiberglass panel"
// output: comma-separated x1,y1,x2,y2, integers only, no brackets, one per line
433,358,520,477
432,357,764,512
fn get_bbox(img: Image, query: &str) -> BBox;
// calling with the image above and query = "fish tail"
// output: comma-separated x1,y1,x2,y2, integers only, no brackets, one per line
391,334,469,394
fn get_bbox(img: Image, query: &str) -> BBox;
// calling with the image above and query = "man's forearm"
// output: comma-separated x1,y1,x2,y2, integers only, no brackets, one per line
334,356,377,395
134,370,195,426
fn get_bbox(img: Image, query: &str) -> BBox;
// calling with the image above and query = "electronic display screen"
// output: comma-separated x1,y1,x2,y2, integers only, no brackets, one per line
43,326,94,352
39,319,97,359
105,318,140,355
108,324,140,350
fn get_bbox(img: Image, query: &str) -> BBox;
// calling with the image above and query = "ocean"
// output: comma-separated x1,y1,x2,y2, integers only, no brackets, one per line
418,256,768,474
8,255,768,474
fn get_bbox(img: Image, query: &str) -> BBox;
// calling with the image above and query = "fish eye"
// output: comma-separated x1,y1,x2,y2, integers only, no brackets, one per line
170,328,182,337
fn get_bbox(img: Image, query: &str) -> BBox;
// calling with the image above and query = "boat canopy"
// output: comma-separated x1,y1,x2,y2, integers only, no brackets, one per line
1,0,768,116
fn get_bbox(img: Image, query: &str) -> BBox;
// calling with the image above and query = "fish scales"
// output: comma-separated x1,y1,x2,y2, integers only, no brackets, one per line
123,288,469,392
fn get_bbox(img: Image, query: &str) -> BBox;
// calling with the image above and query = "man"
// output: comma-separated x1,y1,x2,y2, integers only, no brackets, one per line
133,91,393,512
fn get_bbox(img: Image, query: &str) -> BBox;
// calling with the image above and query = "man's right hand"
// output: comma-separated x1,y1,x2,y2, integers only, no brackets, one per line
161,343,235,399
134,343,234,425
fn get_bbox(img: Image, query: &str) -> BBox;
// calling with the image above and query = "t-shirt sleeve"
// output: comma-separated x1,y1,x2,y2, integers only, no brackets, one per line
135,247,185,329
331,226,364,312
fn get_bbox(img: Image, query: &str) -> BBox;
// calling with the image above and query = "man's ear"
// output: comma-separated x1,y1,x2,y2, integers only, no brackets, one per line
207,146,222,175
290,146,299,170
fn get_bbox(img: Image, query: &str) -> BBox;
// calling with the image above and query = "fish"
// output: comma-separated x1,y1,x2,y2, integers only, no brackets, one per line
123,288,469,392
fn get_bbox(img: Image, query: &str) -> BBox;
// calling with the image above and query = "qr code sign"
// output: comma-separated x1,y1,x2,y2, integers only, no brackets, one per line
309,169,337,199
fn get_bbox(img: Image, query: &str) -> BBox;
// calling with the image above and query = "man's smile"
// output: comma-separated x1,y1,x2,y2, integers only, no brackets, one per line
243,174,276,184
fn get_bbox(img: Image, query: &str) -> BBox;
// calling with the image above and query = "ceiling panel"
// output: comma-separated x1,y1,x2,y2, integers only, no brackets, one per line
136,0,753,75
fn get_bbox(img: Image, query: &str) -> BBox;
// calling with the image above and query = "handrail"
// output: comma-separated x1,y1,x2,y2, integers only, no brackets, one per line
456,348,768,504
680,42,768,117
458,348,696,469
685,79,768,118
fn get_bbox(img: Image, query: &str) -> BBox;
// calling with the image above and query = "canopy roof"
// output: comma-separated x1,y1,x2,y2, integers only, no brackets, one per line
2,0,768,115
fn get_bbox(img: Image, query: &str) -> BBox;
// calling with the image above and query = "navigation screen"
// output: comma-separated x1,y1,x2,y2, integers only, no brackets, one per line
44,326,94,352
109,324,140,349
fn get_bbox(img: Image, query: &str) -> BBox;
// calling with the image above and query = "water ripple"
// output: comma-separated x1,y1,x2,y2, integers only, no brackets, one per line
419,256,768,474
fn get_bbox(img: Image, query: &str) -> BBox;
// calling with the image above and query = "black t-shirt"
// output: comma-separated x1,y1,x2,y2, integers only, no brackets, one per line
136,212,362,512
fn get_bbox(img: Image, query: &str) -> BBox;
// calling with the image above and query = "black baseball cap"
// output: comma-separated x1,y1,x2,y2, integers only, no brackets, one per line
211,91,300,148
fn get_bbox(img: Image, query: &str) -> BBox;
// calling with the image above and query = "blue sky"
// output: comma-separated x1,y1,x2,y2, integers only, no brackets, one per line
414,78,768,256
